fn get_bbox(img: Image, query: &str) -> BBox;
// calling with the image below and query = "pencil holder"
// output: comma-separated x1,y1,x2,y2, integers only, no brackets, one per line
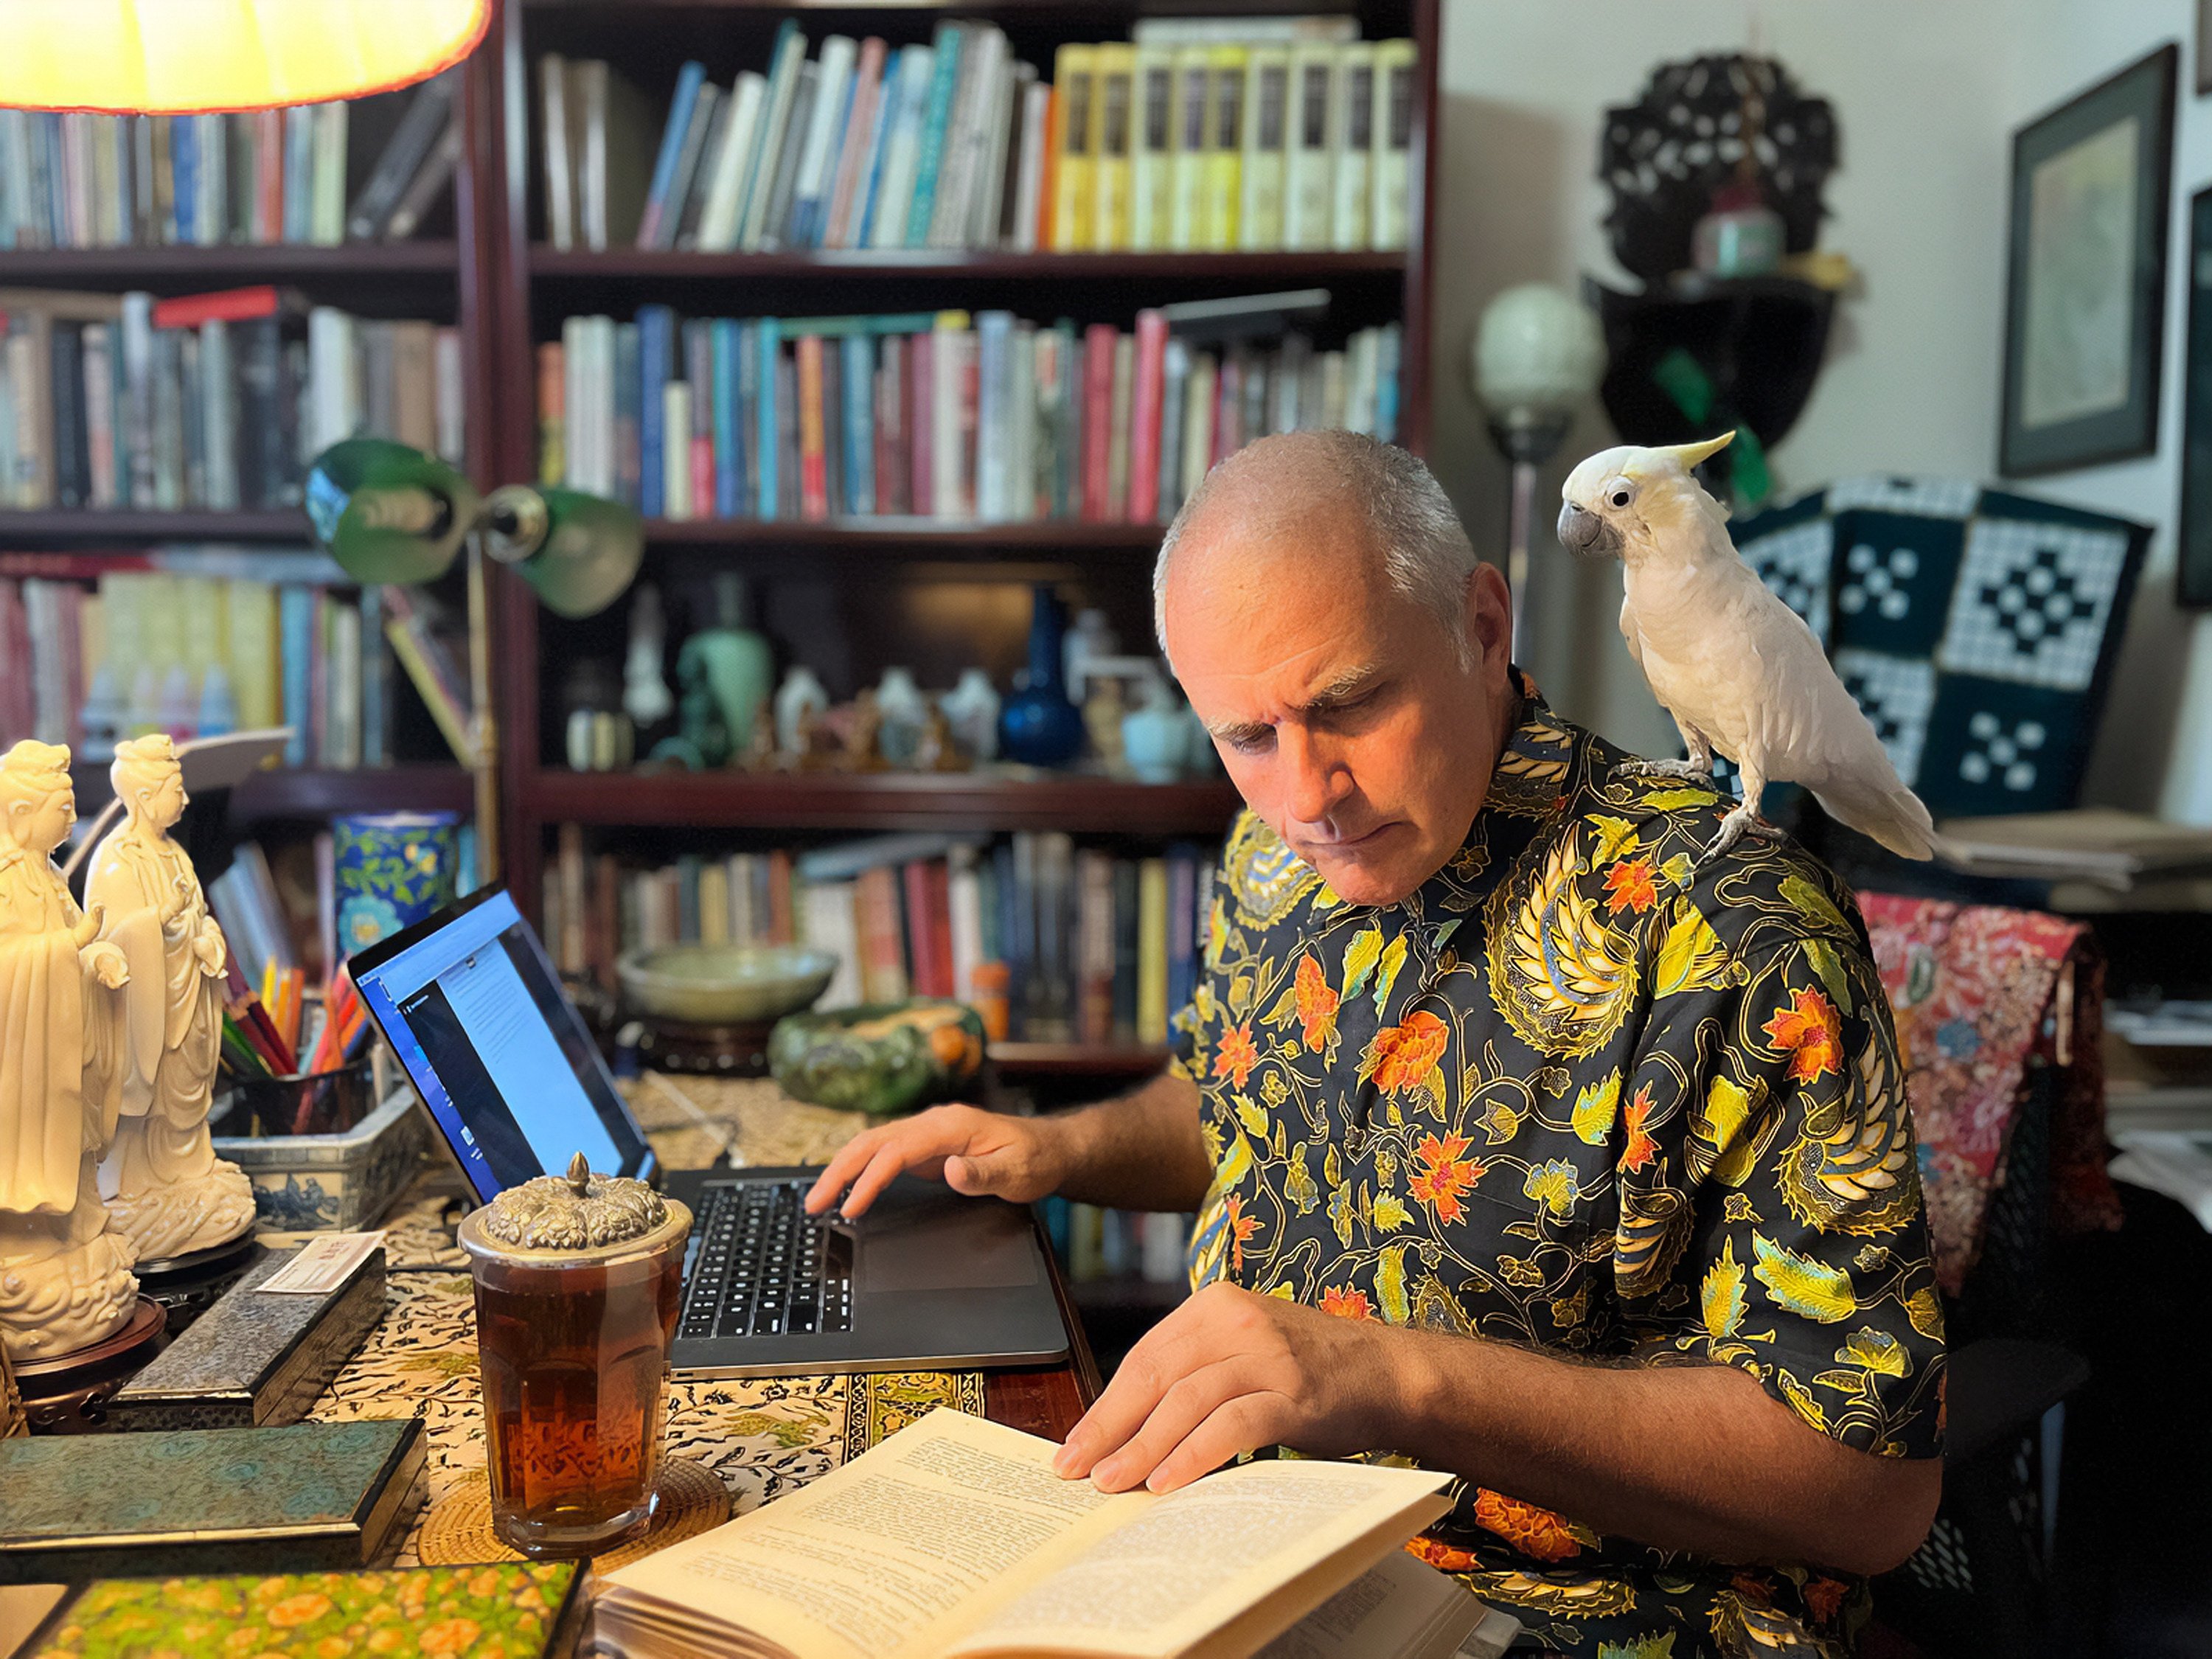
217,1056,379,1138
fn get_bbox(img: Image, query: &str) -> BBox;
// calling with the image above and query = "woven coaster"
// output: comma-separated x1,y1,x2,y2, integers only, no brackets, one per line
417,1455,729,1569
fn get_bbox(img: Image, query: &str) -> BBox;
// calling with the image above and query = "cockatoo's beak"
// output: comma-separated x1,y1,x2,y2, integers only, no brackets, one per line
1556,501,1621,560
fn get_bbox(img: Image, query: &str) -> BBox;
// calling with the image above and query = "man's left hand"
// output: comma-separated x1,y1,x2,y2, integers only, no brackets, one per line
1053,1282,1409,1494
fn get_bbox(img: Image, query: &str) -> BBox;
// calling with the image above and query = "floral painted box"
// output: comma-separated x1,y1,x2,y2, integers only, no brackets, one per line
104,1245,387,1433
0,1419,425,1584
20,1560,583,1658
212,1087,428,1233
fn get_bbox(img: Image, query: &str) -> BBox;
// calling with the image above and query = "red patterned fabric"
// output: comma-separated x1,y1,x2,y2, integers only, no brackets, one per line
1860,893,2121,1292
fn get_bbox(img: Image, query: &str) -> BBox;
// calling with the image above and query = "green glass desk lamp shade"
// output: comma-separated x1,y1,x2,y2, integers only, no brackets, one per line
305,439,643,619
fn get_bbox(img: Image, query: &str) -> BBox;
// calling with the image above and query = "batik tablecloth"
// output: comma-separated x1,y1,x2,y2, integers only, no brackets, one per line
296,1076,987,1565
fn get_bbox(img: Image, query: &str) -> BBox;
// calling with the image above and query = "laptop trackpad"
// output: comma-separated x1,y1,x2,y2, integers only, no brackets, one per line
857,1195,1042,1293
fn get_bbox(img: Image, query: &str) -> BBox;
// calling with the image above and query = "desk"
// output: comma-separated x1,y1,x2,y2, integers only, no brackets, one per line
297,1076,1100,1565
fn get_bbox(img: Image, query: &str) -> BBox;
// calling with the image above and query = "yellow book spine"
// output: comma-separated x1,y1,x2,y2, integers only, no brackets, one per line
1129,46,1175,251
1166,47,1211,251
1137,858,1169,1043
1238,46,1288,252
1284,44,1336,251
1091,44,1136,251
1371,38,1416,251
1050,44,1096,251
1202,46,1246,252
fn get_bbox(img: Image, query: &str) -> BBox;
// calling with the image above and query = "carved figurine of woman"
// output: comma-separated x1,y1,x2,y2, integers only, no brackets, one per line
88,735,255,1262
0,740,139,1360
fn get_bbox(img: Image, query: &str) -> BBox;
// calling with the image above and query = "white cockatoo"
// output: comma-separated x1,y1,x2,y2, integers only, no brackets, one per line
1557,431,1941,865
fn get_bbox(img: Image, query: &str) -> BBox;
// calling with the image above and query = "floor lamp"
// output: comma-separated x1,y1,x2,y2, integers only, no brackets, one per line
1472,285,1607,659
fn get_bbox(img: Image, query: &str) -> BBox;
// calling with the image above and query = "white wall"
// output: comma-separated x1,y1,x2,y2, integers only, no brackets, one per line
1433,0,2211,819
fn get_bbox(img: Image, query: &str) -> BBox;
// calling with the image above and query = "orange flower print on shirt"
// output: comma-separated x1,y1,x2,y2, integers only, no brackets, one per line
1603,857,1660,915
1214,1023,1259,1089
1619,1085,1658,1173
1408,1131,1484,1225
1471,1489,1585,1562
1319,1285,1374,1321
1294,953,1340,1052
1762,986,1843,1083
1368,1009,1449,1093
1224,1192,1259,1273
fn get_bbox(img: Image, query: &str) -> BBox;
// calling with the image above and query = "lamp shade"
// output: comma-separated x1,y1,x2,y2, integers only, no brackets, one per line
1472,283,1607,422
305,438,479,586
0,0,488,114
482,485,644,619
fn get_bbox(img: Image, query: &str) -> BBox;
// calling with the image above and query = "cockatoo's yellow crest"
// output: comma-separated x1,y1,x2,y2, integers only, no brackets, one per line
1619,429,1736,483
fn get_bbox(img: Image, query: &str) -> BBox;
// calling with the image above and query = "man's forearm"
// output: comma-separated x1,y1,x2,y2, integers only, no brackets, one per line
1385,1329,1939,1575
1040,1070,1213,1212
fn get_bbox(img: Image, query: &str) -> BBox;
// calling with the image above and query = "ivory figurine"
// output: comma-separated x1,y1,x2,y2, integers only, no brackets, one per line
0,740,139,1360
88,736,255,1262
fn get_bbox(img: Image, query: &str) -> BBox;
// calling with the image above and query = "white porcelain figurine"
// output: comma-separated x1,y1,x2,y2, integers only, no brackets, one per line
0,740,140,1360
87,735,255,1262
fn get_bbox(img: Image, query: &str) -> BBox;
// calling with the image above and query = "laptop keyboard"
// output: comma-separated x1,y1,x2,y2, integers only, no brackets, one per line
679,1179,853,1342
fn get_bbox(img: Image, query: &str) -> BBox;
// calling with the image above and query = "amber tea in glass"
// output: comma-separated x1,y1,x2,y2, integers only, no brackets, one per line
459,1159,691,1557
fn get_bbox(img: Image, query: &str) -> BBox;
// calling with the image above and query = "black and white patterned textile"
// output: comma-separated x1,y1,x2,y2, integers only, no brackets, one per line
1732,476,2149,818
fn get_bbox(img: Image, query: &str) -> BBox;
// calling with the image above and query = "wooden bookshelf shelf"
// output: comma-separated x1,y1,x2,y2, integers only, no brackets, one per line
0,242,459,282
524,768,1242,833
0,509,307,542
72,765,473,821
529,248,1406,282
642,516,1162,554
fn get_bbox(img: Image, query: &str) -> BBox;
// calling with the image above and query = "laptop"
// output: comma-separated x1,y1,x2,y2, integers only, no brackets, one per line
349,886,1069,1378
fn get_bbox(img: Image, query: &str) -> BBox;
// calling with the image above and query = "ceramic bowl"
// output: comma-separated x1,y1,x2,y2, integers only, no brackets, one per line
615,943,840,1025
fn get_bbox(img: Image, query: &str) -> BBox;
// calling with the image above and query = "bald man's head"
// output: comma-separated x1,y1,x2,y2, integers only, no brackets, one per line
1153,432,1481,670
1153,433,1517,907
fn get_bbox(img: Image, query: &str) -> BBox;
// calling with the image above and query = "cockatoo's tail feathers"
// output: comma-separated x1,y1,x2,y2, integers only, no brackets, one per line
1810,779,1941,862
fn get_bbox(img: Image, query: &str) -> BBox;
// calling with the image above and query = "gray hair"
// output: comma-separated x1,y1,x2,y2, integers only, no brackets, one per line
1152,431,1481,668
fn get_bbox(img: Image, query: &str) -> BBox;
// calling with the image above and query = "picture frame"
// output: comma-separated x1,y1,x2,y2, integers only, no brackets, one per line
2180,185,2212,605
1998,43,2177,477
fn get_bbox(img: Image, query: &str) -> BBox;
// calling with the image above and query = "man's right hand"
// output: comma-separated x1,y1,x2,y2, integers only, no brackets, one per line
804,1104,1067,1220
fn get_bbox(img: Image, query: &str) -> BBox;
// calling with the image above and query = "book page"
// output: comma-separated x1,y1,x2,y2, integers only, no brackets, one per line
597,1411,1138,1659
944,1458,1453,1659
1253,1551,1486,1659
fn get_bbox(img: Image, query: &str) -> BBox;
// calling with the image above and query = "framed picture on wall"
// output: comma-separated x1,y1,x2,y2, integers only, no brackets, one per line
1999,43,2177,476
2180,186,2212,605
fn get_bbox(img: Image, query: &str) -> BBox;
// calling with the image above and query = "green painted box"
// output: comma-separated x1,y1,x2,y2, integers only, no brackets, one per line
0,1419,425,1584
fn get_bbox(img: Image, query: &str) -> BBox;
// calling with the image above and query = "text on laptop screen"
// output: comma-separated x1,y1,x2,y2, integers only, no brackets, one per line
352,888,650,1201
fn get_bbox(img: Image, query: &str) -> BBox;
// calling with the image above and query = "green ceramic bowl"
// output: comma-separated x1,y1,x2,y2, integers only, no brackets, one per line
615,943,840,1024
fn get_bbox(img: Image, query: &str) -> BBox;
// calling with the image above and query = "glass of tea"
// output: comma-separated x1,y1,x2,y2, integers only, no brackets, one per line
458,1153,692,1557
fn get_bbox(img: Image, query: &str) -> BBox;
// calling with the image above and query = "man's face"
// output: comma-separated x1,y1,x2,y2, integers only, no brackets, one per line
1166,518,1512,907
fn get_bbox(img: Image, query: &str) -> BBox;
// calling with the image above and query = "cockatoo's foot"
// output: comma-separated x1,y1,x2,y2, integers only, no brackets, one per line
1618,757,1715,784
1697,805,1783,868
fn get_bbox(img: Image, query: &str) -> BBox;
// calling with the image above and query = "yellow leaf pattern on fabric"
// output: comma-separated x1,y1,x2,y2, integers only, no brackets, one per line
1372,1192,1413,1231
1702,1240,1747,1338
1573,1074,1622,1144
1234,1095,1270,1138
1598,1633,1678,1659
1835,1328,1907,1377
1779,874,1853,938
1589,814,1641,865
1640,785,1723,810
1374,933,1411,1012
1376,1243,1411,1324
1615,1185,1691,1299
1905,1288,1947,1342
1486,829,1639,1058
1341,928,1385,999
1686,1074,1766,1189
1523,1159,1578,1217
1652,897,1731,998
1803,936,1856,1016
1751,1234,1857,1324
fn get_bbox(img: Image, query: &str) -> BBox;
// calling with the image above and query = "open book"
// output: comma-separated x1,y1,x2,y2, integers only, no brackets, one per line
591,1409,1478,1659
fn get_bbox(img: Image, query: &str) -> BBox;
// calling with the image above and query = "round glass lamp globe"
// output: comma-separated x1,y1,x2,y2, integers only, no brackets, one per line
1471,284,1606,420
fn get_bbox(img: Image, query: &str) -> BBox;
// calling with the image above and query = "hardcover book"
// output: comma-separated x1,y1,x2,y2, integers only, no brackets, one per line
0,1419,425,1585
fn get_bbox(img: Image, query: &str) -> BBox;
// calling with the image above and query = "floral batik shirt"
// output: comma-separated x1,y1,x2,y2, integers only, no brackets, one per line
1171,684,1946,1659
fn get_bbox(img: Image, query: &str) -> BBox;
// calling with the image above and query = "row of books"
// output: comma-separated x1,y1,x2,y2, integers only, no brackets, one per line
540,18,1412,257
1040,1198,1194,1288
541,305,1401,524
0,549,473,769
0,73,462,250
547,830,1217,1044
0,285,465,512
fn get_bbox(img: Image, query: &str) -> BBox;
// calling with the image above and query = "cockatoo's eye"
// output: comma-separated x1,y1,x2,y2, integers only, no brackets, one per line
1609,487,1632,509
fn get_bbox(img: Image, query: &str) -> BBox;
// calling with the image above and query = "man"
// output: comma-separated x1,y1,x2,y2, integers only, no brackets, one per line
807,433,1943,1658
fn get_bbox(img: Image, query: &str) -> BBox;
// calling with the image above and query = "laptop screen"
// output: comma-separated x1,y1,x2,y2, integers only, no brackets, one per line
352,887,653,1203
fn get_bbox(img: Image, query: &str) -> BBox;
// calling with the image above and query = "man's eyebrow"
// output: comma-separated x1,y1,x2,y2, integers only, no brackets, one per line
1200,666,1387,741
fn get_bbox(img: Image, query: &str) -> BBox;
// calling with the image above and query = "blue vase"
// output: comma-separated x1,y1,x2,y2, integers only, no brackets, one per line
998,585,1087,768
